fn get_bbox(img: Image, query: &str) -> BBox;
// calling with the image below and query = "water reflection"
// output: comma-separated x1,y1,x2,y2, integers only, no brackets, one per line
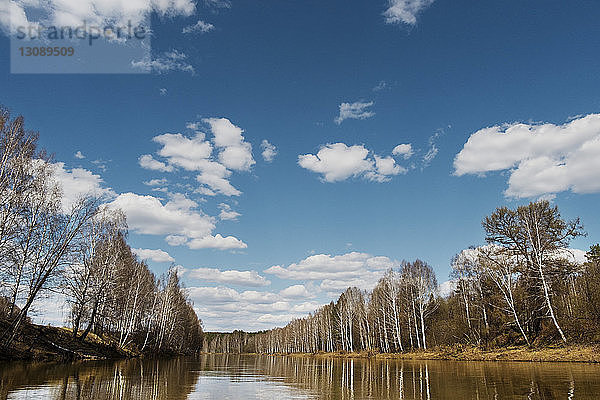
2,354,600,399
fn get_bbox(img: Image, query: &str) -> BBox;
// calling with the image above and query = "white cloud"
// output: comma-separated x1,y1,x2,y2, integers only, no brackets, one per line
187,267,270,287
298,143,405,183
218,203,241,221
1,0,195,34
298,143,372,182
366,155,406,182
182,252,401,330
187,286,311,331
556,248,588,265
437,279,457,298
108,192,247,250
52,162,116,211
131,50,195,74
384,0,435,25
30,293,68,327
166,235,188,246
291,301,322,313
153,132,212,170
132,248,175,263
204,117,255,171
265,252,399,291
142,118,254,196
110,192,213,237
74,151,85,159
196,166,241,196
139,154,174,172
260,139,277,162
279,284,313,299
143,178,168,186
392,143,413,159
454,113,600,198
422,130,442,168
187,234,247,250
335,101,375,124
183,19,214,34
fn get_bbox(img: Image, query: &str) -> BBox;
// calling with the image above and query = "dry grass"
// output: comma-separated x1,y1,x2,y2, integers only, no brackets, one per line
275,345,600,363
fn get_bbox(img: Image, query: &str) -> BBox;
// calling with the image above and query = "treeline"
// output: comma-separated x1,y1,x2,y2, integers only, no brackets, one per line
201,331,262,353
0,107,202,355
250,201,599,354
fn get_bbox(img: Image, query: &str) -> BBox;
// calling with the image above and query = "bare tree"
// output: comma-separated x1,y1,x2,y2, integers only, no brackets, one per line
478,245,529,345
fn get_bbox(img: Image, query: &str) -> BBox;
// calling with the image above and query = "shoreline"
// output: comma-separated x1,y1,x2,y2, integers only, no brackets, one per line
0,319,147,362
268,345,600,363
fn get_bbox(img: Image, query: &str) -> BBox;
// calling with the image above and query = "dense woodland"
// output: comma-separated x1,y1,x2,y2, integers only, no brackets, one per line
0,107,203,355
205,204,599,354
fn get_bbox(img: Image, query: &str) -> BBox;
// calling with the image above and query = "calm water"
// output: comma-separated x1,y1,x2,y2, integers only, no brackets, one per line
1,354,600,399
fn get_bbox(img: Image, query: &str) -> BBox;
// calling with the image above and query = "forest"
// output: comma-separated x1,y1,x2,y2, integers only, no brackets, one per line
2,106,600,359
205,204,600,355
0,107,203,358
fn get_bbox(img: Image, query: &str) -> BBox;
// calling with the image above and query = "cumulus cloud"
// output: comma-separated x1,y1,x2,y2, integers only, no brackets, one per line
384,0,435,25
367,155,406,182
132,248,175,263
218,203,241,221
454,113,600,198
265,252,400,291
392,144,413,159
74,151,85,159
153,131,212,170
186,252,401,331
183,19,214,34
108,192,247,250
141,118,254,196
138,154,174,172
298,143,406,183
187,285,314,331
204,117,255,171
279,284,313,299
334,101,375,124
1,0,195,34
299,143,372,182
52,162,116,211
260,140,277,162
131,50,195,74
187,267,270,287
187,234,247,250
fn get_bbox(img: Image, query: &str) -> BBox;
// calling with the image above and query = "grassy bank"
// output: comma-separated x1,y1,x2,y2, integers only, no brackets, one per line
277,345,600,363
0,319,139,362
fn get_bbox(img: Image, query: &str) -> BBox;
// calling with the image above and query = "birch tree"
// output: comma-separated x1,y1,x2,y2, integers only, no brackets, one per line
483,200,583,343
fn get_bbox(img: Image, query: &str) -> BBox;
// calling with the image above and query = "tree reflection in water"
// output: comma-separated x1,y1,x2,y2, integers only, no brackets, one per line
2,355,600,399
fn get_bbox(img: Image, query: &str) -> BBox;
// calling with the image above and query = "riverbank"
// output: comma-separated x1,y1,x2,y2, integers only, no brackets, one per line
0,319,138,362
277,345,600,363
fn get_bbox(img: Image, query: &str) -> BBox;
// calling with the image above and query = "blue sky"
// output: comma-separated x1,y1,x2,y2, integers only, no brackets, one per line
1,0,599,331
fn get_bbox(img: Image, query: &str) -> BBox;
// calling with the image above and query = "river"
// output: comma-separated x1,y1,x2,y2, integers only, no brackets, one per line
1,354,599,399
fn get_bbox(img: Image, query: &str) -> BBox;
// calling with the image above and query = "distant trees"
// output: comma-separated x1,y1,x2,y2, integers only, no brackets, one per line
0,107,203,354
252,260,439,354
244,201,596,355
